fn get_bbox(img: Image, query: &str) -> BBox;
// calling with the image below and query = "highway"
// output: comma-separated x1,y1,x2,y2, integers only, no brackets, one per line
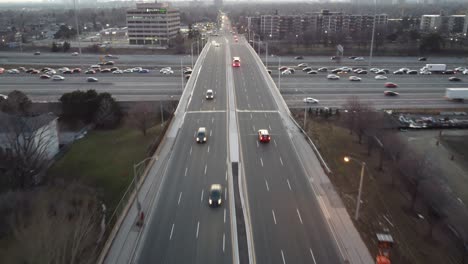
135,36,233,263
231,36,343,263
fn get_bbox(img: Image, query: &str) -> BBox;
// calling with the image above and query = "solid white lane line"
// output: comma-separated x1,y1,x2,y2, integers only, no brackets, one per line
223,233,226,253
250,113,253,119
272,210,277,225
297,209,303,224
279,157,284,166
274,139,277,147
204,164,207,175
210,130,212,137
196,221,200,239
265,179,270,191
260,157,264,167
208,146,210,153
178,192,182,205
225,187,227,200
310,248,317,264
287,179,292,191
190,146,192,155
225,171,227,181
169,223,175,240
201,189,204,202
224,208,226,223
281,250,286,264
184,167,188,177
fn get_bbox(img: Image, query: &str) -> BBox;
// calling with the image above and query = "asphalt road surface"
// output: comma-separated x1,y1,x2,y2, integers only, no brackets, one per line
136,36,233,264
231,36,343,263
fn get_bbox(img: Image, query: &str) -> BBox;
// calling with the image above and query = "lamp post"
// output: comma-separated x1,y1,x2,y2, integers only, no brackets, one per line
278,56,281,92
368,0,377,67
73,0,82,68
191,41,198,68
343,156,367,221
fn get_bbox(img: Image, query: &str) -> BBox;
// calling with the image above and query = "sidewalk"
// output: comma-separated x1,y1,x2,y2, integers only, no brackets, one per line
245,38,374,264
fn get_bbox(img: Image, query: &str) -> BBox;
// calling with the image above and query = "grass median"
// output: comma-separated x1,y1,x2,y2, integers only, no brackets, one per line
48,125,163,210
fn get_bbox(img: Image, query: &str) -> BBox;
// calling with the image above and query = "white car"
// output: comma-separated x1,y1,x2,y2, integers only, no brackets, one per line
455,67,466,72
281,70,293,75
123,69,134,73
420,70,432,75
71,52,79,56
354,57,364,61
112,70,123,74
162,70,174,75
133,67,143,72
0,94,7,99
303,97,319,104
375,75,388,80
349,76,361,81
7,69,20,74
58,67,70,73
370,68,380,72
327,74,340,80
52,75,65,81
214,43,220,47
159,67,172,73
297,63,308,67
463,69,468,75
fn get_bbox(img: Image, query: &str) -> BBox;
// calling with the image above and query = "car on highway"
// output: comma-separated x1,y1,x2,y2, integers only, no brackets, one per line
258,129,271,143
113,70,123,74
399,68,410,73
443,70,455,75
72,68,81,73
281,70,293,75
375,70,386,75
25,68,36,73
40,74,51,79
278,66,288,71
34,51,41,55
370,68,379,73
0,94,7,99
348,56,357,59
349,76,361,81
139,69,150,73
407,70,418,75
384,82,398,88
52,75,65,81
420,70,432,75
303,97,319,104
449,77,462,82
161,69,173,74
110,67,119,72
418,57,427,61
0,68,4,74
7,69,20,74
384,91,399,96
208,184,222,207
87,77,99,82
30,69,40,74
85,70,96,74
302,67,312,72
123,69,134,73
62,69,73,74
41,67,52,72
101,68,112,73
331,68,341,74
159,67,172,73
454,67,466,72
307,70,318,74
105,54,114,58
297,63,308,68
327,74,340,80
214,42,220,47
196,127,207,143
184,69,193,75
104,61,115,66
330,56,338,60
206,89,214,99
375,75,388,80
71,52,79,56
357,70,368,74
18,67,27,72
318,67,328,72
393,70,404,75
354,57,364,61
463,69,468,75
294,56,304,60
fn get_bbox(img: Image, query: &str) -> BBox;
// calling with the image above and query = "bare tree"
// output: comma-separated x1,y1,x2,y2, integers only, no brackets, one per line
93,94,121,129
342,96,373,144
0,113,57,189
10,184,102,264
128,103,157,136
0,90,32,115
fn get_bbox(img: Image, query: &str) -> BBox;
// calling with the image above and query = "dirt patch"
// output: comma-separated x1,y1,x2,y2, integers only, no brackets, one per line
295,111,466,264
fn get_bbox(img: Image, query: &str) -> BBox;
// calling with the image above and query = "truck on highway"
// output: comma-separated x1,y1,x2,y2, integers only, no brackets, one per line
421,64,446,73
445,88,468,101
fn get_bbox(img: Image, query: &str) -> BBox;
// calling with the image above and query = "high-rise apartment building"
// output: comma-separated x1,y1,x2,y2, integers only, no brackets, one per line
448,15,465,33
126,2,180,45
420,14,466,33
420,15,442,31
260,15,280,39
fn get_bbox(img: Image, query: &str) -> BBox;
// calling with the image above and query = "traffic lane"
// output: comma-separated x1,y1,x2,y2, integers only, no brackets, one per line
240,112,342,264
138,112,229,264
0,71,185,78
237,113,281,264
230,44,277,111
165,112,230,264
27,94,179,102
276,71,468,81
0,51,196,67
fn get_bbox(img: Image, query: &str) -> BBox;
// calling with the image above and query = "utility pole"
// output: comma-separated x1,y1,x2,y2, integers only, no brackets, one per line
278,56,281,91
368,0,377,68
73,0,82,69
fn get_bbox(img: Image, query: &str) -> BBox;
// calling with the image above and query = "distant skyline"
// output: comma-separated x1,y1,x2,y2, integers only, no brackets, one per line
0,0,466,4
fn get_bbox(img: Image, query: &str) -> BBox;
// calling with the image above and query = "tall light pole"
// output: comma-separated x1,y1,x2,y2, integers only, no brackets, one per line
344,156,367,221
191,41,197,68
368,0,377,68
180,57,184,92
265,42,268,69
278,56,281,92
73,0,82,69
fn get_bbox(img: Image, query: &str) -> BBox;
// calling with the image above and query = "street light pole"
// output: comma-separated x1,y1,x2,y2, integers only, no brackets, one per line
265,42,268,69
368,0,377,68
180,57,184,92
278,56,281,91
356,161,366,221
73,0,82,69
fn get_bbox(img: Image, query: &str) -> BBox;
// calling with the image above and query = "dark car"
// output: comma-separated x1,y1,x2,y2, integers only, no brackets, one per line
357,70,368,74
87,77,99,82
449,77,461,82
105,61,115,66
63,70,73,74
34,51,41,55
208,184,222,207
110,67,119,72
385,82,398,88
100,68,112,73
72,68,81,73
407,70,418,75
348,56,357,59
331,56,338,60
40,74,51,79
318,67,328,72
443,70,455,75
295,56,304,60
418,57,427,61
331,69,341,74
25,68,36,73
384,91,399,96
85,70,96,74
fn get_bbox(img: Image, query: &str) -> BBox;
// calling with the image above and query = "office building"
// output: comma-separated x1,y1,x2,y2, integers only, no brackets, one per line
420,15,442,31
448,15,465,33
126,2,180,45
260,15,280,39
